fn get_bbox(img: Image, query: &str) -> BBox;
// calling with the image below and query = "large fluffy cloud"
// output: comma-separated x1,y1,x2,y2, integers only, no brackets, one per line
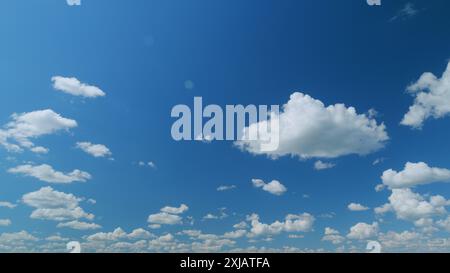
376,188,450,221
0,109,77,153
22,187,94,222
52,76,105,98
236,92,388,159
381,162,450,188
401,61,450,128
8,164,91,184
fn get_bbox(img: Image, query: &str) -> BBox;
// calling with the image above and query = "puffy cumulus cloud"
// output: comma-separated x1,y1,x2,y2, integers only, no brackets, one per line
22,187,94,221
378,231,421,250
314,160,335,170
0,109,77,153
8,164,91,184
57,220,101,230
86,228,154,242
66,0,81,6
247,213,314,237
0,231,38,252
252,179,287,196
160,204,189,215
52,76,104,98
347,203,370,211
377,189,450,221
347,222,379,240
321,227,345,245
236,92,388,159
381,162,450,189
147,204,189,228
0,219,12,226
76,142,112,158
401,61,450,128
147,212,182,226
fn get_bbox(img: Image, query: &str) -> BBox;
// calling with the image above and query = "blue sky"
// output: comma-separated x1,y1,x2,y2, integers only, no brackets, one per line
1,0,450,252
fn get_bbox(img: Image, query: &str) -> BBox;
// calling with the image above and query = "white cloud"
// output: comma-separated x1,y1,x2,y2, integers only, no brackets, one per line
247,213,314,237
0,219,11,226
348,203,370,211
233,221,248,229
0,109,77,153
147,212,182,226
76,142,112,158
252,179,287,196
321,227,345,244
385,189,450,221
236,92,388,159
9,164,91,184
390,3,419,22
160,204,189,215
401,61,450,128
52,76,104,98
66,0,81,6
0,201,16,209
57,220,101,230
314,160,335,170
22,187,94,221
87,228,127,241
138,161,157,169
223,230,247,239
381,162,450,188
347,222,379,240
378,231,421,249
217,185,237,191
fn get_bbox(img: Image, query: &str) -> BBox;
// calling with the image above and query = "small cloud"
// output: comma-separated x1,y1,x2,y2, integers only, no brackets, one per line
252,179,287,196
138,161,157,169
76,142,112,158
372,157,385,165
66,0,81,6
347,203,370,211
390,3,419,22
217,185,236,191
314,160,336,171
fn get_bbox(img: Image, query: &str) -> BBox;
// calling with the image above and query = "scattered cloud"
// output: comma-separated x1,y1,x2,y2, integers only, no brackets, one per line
347,222,379,240
314,160,335,170
347,203,370,211
401,61,450,128
0,109,77,153
22,187,94,221
76,142,112,158
321,227,345,245
390,3,419,22
217,185,237,191
147,204,189,228
236,92,388,159
57,220,101,230
0,219,12,226
52,76,105,98
381,162,450,189
8,164,91,184
0,201,16,209
160,204,189,215
252,179,287,196
376,188,449,221
246,213,314,237
66,0,81,6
